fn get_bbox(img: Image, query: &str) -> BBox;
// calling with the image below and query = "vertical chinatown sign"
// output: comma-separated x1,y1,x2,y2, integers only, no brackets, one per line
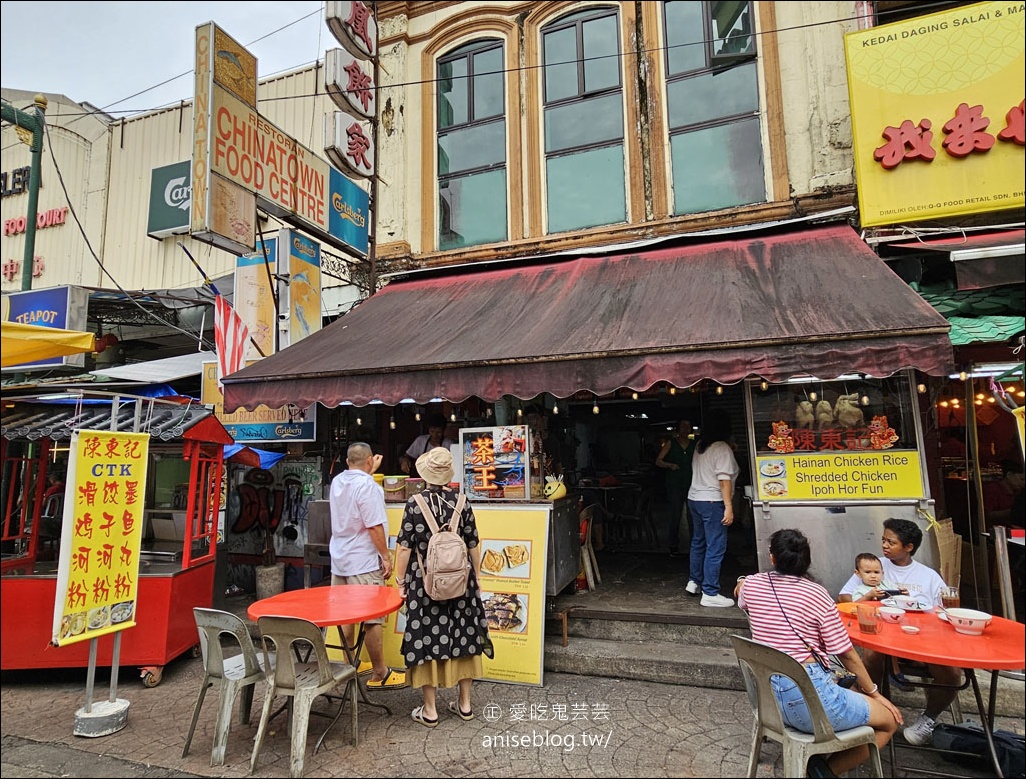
51,430,150,646
845,1,1025,227
324,1,376,257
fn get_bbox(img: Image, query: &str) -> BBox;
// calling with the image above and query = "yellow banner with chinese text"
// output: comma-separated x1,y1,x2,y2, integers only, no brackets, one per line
845,2,1025,227
51,430,149,646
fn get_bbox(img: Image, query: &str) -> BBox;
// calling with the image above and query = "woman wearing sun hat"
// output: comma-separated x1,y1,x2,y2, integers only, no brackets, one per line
393,447,490,727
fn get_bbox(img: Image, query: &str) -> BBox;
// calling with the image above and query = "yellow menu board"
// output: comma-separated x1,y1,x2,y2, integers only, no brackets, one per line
51,430,150,646
380,502,550,686
755,450,925,501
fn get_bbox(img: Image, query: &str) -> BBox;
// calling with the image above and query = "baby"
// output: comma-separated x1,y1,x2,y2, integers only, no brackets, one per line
850,552,905,602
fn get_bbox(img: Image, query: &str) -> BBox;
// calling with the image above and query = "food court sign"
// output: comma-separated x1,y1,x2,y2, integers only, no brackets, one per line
844,1,1025,227
191,22,370,257
51,430,149,646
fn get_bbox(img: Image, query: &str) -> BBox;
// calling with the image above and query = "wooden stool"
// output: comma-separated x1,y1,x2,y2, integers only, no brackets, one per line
546,606,573,647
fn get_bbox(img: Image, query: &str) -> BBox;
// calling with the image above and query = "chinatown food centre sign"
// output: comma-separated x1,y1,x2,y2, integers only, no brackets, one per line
191,22,369,257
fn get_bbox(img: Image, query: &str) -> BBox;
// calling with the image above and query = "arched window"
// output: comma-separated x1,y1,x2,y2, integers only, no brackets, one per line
437,39,507,250
541,7,626,234
663,0,765,214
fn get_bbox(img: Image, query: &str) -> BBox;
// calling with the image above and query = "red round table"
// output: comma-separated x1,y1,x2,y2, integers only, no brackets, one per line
247,584,402,627
249,585,403,713
840,604,1025,777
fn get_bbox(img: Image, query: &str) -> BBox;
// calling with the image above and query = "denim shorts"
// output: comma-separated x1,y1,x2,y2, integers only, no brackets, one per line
771,661,870,733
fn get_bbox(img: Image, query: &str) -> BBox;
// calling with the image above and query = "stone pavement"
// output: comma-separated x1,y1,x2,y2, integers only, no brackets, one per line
2,656,1021,778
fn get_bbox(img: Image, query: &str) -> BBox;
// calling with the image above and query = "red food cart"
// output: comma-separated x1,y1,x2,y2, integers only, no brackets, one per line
1,393,231,686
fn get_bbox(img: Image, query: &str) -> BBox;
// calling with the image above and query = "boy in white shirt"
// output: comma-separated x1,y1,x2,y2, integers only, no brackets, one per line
849,552,904,602
838,518,956,746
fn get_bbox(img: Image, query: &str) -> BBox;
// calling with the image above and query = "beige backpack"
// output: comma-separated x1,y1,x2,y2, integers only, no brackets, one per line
412,492,470,601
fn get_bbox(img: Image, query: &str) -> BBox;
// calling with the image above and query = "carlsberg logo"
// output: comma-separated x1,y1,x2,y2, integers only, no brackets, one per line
164,177,191,211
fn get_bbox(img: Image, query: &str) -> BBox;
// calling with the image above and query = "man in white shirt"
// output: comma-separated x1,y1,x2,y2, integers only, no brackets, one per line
400,413,455,477
329,442,406,689
838,517,956,746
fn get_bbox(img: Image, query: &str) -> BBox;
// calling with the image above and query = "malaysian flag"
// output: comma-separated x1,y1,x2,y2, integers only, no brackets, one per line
214,294,249,388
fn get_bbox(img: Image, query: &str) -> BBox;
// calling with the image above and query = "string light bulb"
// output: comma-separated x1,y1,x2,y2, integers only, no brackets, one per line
415,410,421,422
860,394,870,406
516,407,523,418
917,383,927,394
389,416,396,430
450,411,457,422
809,390,818,402
355,415,362,426
631,391,639,400
552,402,559,415
760,380,769,391
959,371,967,381
592,399,600,414
715,385,723,395
669,386,676,395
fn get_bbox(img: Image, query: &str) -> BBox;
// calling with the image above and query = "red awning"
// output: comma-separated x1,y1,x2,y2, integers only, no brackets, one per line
222,223,953,410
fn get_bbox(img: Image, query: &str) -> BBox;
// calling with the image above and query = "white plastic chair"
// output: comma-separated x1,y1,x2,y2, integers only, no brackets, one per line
730,634,883,778
251,615,358,778
183,607,272,766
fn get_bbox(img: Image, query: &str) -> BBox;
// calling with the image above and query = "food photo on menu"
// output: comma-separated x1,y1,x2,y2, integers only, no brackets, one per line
482,591,528,633
758,458,789,496
479,539,533,578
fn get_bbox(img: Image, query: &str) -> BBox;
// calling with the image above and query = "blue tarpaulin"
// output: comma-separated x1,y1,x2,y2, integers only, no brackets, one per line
223,444,286,469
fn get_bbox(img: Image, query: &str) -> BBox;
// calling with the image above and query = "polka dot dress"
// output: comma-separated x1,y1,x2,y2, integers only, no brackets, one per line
397,487,488,667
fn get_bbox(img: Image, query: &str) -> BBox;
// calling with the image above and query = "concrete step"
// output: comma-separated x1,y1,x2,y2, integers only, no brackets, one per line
543,634,1026,719
547,607,748,646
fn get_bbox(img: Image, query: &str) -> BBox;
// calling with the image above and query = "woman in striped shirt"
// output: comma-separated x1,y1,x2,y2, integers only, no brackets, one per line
735,528,902,778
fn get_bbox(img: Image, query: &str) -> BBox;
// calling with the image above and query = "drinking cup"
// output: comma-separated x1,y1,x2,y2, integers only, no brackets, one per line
941,586,961,610
856,602,880,634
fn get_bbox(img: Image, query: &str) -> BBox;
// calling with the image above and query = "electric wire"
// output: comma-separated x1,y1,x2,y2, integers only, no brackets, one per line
40,119,216,350
3,1,964,123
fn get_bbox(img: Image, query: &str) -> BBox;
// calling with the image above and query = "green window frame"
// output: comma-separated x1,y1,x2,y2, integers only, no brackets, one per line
542,7,626,234
437,39,508,250
663,0,766,215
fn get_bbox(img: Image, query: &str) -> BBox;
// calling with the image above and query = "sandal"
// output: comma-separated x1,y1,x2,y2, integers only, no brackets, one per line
447,700,474,721
411,705,438,728
357,660,374,676
367,668,407,690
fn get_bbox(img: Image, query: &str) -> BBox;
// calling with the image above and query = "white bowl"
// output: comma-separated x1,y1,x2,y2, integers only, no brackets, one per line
877,606,905,624
892,594,931,612
944,608,992,636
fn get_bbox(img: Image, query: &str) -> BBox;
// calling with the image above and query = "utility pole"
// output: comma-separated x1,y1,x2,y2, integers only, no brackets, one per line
1,94,47,290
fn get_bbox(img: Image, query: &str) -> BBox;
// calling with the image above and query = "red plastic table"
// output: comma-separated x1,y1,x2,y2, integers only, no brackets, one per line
840,603,1025,777
249,585,403,713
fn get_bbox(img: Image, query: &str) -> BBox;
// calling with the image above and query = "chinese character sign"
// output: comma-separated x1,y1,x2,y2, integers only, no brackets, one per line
51,430,150,646
844,2,1024,226
460,426,531,500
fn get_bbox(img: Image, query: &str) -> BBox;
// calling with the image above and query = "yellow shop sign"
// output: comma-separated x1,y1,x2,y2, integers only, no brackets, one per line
755,451,925,501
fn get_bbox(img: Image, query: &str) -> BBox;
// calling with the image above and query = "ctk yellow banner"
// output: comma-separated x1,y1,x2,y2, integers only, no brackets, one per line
51,430,149,646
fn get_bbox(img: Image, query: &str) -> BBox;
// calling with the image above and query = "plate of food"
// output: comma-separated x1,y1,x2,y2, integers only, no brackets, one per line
59,612,88,640
87,606,110,630
762,481,787,497
503,543,530,570
483,592,527,633
760,460,786,478
481,548,506,576
110,601,134,625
